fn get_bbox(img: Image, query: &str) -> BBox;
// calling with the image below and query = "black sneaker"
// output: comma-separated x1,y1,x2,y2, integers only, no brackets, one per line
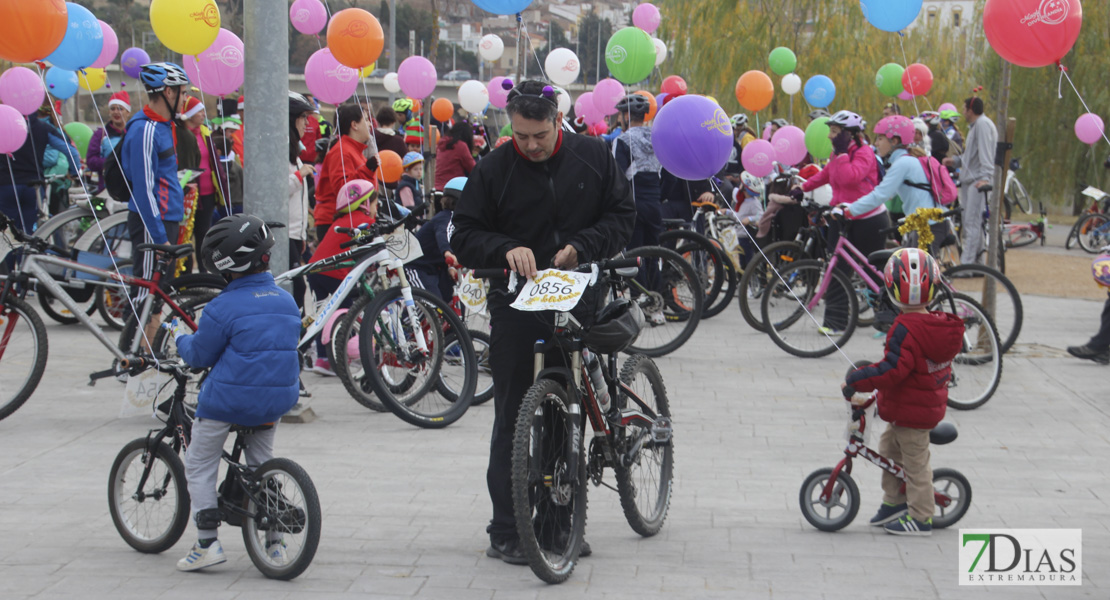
541,530,591,557
485,538,528,566
1067,345,1110,365
869,502,908,526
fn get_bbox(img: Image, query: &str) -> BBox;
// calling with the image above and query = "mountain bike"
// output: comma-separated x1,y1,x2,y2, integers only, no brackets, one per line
1003,203,1047,248
476,258,674,584
104,358,321,580
1003,158,1032,219
660,207,737,319
799,373,971,532
1065,185,1110,251
621,245,703,357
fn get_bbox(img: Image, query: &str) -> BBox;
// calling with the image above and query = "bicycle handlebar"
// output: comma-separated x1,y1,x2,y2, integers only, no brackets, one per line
336,213,414,249
471,257,641,281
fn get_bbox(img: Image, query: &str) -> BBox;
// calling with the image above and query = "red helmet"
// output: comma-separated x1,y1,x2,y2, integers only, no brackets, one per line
883,248,940,310
874,115,915,146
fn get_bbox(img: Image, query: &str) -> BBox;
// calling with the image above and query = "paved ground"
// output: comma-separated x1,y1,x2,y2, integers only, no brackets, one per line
1,245,1107,599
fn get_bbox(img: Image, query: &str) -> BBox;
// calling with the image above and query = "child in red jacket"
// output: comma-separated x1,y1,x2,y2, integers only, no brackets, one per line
844,248,965,536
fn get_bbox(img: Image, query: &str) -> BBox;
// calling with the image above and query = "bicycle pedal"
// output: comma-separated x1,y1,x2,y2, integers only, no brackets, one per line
651,416,673,444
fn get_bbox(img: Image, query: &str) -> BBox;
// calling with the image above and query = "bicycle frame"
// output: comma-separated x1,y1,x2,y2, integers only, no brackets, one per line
806,236,883,312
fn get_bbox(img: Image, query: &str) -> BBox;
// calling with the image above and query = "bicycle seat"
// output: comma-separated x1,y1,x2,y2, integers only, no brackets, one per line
134,243,194,258
661,218,689,229
868,249,896,269
929,421,958,445
978,184,994,193
230,422,275,435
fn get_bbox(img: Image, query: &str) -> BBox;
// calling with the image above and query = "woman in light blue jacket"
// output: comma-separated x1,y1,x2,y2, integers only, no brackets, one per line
841,115,935,220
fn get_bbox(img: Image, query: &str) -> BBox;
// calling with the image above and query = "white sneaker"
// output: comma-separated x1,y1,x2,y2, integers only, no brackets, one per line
177,540,226,571
266,539,288,564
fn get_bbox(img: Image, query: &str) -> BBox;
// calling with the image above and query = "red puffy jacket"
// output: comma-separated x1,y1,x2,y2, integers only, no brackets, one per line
846,311,965,430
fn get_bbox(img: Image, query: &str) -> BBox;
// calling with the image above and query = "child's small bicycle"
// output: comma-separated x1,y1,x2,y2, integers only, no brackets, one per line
798,373,972,532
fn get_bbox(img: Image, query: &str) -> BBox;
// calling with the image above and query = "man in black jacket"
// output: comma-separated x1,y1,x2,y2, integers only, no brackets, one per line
451,79,635,564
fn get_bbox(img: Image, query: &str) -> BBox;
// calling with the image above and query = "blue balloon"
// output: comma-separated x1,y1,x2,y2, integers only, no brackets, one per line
859,0,923,33
470,0,533,16
44,3,104,72
804,75,836,109
45,67,79,100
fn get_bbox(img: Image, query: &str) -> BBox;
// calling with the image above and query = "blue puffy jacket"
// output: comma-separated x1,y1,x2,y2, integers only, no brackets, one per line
121,109,184,244
176,272,301,426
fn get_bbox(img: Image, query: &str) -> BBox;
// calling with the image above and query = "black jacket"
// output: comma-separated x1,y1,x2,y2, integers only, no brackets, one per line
450,131,635,278
1,117,49,184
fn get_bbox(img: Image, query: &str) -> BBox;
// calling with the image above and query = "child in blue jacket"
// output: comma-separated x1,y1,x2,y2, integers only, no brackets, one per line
170,215,301,571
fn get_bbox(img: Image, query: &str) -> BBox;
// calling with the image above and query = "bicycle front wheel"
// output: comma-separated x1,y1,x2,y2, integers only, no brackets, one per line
242,457,321,580
329,293,388,413
1006,226,1039,249
511,378,587,584
1076,212,1110,254
761,259,857,359
108,438,190,553
436,329,494,406
623,245,704,357
0,296,48,421
931,291,1002,410
614,354,673,537
942,264,1022,354
659,229,725,316
1007,176,1033,214
738,241,805,333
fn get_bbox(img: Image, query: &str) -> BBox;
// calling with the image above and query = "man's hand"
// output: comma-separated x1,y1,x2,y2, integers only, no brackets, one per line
697,191,716,204
506,247,538,279
444,250,458,268
974,179,989,189
553,244,578,270
942,157,955,167
366,155,379,173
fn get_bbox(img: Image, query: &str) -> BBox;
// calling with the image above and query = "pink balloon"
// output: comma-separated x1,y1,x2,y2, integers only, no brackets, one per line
304,48,358,105
741,139,777,177
762,122,773,141
897,90,913,101
398,56,437,99
0,67,46,116
575,92,603,126
488,77,511,109
184,29,245,98
91,21,119,69
0,105,28,154
1075,113,1105,145
592,78,624,116
632,3,661,34
290,0,328,36
771,125,807,166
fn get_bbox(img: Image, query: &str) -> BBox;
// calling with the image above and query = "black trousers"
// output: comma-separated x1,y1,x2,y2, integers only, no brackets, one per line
191,193,217,272
823,211,890,329
1088,292,1110,349
127,211,179,303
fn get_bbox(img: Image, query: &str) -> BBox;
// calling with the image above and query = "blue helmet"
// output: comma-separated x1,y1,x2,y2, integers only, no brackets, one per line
140,62,189,93
443,176,467,199
402,151,424,168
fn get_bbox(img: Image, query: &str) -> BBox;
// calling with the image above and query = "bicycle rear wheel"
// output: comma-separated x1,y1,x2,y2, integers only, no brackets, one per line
659,229,725,316
1007,176,1033,214
1076,213,1110,254
761,259,857,359
94,260,133,331
931,291,1002,410
108,438,190,553
622,245,703,357
435,329,494,406
511,378,587,584
614,354,673,537
242,457,321,580
738,241,805,332
330,293,388,413
941,264,1022,354
0,296,48,421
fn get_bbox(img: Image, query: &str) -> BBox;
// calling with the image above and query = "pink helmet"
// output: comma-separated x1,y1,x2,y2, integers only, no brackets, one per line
336,179,377,214
874,115,915,146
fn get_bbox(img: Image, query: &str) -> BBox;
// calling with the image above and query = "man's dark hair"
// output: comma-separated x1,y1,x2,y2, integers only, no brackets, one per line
444,120,473,152
506,79,559,123
964,97,984,116
337,103,364,136
376,106,398,128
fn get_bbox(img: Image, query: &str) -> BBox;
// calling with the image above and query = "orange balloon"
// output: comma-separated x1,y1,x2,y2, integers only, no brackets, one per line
633,90,657,122
0,0,68,63
432,98,454,123
326,8,384,69
735,70,774,113
378,150,403,184
410,98,422,114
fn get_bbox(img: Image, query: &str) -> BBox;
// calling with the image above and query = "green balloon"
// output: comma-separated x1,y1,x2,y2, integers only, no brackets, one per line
805,117,833,161
605,27,656,84
875,63,906,98
768,47,797,76
63,122,94,160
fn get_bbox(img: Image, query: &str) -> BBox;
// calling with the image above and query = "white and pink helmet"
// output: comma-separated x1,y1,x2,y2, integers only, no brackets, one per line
827,110,864,131
336,179,377,214
874,115,916,146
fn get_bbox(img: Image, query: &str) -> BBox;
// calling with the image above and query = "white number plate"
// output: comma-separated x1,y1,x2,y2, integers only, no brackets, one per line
121,369,173,418
458,271,488,315
510,269,591,312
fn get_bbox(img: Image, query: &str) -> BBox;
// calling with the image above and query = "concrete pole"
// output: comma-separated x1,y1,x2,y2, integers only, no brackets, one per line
243,0,290,277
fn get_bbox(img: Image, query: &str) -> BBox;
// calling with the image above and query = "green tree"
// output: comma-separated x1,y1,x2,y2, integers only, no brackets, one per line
576,11,613,85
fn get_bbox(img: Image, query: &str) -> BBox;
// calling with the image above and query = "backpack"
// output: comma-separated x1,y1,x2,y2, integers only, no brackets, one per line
904,155,958,206
102,139,132,203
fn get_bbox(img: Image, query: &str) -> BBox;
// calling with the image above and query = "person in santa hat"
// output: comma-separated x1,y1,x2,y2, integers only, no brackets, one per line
87,90,131,193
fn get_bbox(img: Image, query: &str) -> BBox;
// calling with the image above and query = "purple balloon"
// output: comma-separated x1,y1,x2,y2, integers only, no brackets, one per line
91,21,119,69
488,76,511,109
184,29,244,98
0,67,46,116
592,78,624,116
741,139,778,178
398,56,437,99
121,48,150,79
632,3,661,34
655,92,669,108
290,0,328,35
0,105,29,155
651,95,733,180
771,125,807,166
1075,113,1105,145
305,48,358,105
574,91,603,126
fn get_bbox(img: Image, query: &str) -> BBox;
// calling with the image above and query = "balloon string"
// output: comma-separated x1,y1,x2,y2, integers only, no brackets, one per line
1059,64,1110,148
897,34,921,116
192,59,234,211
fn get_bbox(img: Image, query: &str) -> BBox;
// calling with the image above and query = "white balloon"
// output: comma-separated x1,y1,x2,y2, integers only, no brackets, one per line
553,85,571,115
458,79,489,114
383,72,401,93
781,73,802,96
545,48,581,87
478,34,504,62
652,38,668,67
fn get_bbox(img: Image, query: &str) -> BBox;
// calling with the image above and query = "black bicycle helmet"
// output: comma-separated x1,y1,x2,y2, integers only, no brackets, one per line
615,94,651,119
289,91,314,120
583,298,644,354
140,62,189,93
201,214,275,275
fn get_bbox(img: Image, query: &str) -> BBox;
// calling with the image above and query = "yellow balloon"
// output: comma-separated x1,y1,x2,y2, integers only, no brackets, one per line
706,95,718,106
78,68,106,92
150,0,221,55
359,63,377,78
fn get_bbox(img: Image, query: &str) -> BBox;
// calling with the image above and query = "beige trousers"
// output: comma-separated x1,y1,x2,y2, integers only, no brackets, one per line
879,423,934,522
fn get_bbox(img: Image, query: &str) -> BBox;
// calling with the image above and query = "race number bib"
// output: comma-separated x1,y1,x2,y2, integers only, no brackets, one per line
121,369,173,418
510,269,592,312
457,270,488,315
721,226,740,253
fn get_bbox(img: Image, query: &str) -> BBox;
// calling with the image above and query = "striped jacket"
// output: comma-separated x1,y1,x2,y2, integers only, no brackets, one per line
122,108,184,244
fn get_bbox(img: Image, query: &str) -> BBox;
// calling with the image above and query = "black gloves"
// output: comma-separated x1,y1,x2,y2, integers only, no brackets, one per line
366,155,379,172
831,130,853,156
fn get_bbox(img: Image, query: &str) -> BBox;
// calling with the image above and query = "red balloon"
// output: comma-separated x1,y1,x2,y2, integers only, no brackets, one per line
983,0,1083,68
661,75,687,97
901,63,933,97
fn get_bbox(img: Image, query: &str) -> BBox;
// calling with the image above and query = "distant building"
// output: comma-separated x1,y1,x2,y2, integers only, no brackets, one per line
911,0,976,29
